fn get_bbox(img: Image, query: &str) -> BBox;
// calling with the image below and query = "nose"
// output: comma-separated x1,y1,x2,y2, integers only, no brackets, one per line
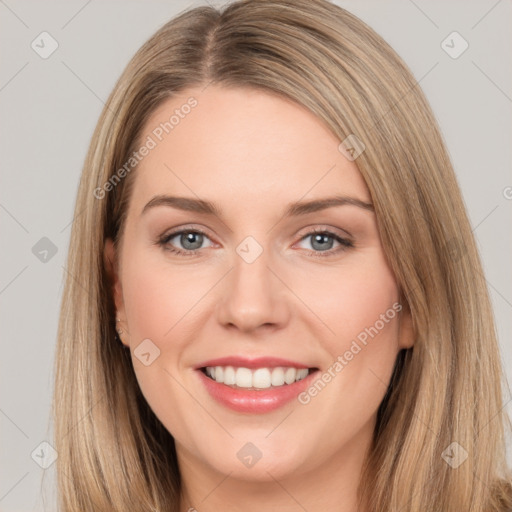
216,247,291,334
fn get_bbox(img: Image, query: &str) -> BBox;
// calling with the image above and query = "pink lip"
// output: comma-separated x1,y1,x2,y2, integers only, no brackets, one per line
195,356,311,370
195,366,319,414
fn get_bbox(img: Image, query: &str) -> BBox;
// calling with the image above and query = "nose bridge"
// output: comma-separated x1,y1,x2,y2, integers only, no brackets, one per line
216,237,289,332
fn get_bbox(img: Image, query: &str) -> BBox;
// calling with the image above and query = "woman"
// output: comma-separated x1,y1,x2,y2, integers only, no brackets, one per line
53,0,512,510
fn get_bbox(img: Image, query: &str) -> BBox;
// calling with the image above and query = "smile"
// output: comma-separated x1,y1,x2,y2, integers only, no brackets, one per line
195,357,320,413
202,366,312,389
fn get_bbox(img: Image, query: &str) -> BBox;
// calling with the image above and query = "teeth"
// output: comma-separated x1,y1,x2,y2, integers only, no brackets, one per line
204,365,311,389
236,367,253,388
271,367,285,386
253,368,271,389
284,367,296,384
223,366,236,385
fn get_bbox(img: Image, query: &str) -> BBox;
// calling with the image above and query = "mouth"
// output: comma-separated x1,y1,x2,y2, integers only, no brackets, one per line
194,357,320,413
199,365,318,390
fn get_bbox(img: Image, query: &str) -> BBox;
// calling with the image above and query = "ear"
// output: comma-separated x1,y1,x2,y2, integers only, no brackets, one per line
397,299,415,349
104,238,129,347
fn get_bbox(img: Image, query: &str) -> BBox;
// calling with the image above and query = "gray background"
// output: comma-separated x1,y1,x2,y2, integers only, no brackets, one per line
1,0,511,510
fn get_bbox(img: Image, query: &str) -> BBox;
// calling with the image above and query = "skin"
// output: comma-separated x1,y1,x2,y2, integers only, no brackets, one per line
104,85,414,512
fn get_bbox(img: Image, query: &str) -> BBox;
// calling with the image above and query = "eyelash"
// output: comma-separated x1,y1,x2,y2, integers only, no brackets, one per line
157,227,354,258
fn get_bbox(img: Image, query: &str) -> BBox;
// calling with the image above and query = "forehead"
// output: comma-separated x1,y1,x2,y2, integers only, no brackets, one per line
128,85,370,218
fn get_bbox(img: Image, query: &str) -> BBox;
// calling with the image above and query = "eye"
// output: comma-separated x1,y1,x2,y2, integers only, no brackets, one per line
158,228,213,256
157,226,353,258
296,229,353,257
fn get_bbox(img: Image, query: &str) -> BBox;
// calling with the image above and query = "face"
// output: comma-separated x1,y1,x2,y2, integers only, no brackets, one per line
104,85,413,486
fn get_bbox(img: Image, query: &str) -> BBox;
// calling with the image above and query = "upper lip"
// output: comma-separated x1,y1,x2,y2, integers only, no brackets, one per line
195,356,314,370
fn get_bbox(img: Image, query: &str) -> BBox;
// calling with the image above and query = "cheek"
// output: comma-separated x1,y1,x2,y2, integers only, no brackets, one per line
121,248,212,346
292,251,400,348
119,248,212,443
292,252,402,412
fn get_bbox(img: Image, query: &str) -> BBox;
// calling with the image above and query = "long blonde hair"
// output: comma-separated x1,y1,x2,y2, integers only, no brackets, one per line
53,0,512,510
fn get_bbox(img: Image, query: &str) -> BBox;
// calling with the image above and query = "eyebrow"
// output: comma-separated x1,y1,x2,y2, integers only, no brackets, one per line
141,194,374,218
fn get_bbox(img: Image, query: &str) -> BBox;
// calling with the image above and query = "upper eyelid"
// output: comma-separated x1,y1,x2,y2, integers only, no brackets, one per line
161,225,212,242
297,225,353,240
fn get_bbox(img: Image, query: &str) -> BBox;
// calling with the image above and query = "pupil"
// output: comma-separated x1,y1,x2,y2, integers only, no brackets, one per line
312,233,333,251
182,232,202,250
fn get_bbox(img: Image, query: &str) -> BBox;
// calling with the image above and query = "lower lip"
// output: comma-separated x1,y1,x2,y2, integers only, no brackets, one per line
196,369,318,413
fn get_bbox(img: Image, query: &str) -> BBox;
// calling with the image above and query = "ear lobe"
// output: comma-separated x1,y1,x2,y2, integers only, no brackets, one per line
103,238,124,317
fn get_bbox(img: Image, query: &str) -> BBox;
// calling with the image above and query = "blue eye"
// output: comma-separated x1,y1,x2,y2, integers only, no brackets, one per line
296,230,353,257
158,229,212,256
157,228,353,257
